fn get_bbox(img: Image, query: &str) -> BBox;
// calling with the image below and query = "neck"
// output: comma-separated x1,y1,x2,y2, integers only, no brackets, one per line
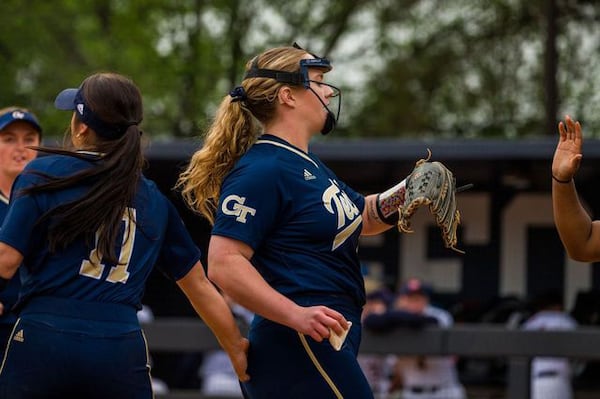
0,175,14,198
264,119,313,152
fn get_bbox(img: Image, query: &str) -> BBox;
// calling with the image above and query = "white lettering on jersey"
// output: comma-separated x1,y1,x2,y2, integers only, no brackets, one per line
322,179,362,250
222,195,257,223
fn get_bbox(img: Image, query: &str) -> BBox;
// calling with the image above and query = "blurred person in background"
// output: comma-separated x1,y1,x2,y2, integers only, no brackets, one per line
388,278,466,399
0,107,41,354
358,287,396,398
199,293,253,398
522,291,578,399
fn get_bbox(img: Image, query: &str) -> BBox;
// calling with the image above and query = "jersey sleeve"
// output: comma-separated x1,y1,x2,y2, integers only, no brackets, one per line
0,171,44,255
156,200,202,281
211,161,283,250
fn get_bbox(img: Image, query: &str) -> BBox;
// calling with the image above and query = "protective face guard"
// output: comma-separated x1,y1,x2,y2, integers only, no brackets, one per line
243,55,341,132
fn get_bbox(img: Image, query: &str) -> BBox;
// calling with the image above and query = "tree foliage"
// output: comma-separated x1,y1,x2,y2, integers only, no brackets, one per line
343,0,600,138
1,0,599,139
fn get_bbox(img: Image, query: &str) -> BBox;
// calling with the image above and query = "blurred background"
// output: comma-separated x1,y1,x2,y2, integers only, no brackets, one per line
5,1,600,397
2,0,600,140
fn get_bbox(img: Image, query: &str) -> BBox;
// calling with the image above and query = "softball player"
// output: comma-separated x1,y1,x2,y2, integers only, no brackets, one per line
178,45,411,398
0,73,248,399
0,107,41,354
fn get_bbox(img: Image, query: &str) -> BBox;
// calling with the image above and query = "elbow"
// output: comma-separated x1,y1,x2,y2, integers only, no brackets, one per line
0,260,17,280
565,246,599,263
0,269,13,280
568,252,595,263
206,254,225,289
206,264,219,286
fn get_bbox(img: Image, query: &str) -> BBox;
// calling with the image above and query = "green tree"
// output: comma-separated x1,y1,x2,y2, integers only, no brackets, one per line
345,0,600,138
2,0,599,139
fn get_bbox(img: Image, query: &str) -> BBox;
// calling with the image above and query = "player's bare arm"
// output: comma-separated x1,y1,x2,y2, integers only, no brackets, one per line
362,177,409,236
208,235,349,341
0,242,23,279
177,261,250,382
362,194,396,235
552,116,600,262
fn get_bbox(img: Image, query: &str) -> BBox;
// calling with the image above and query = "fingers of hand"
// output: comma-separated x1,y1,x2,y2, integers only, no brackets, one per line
310,326,328,342
575,121,582,137
238,370,250,382
321,308,349,335
558,121,566,137
305,307,346,341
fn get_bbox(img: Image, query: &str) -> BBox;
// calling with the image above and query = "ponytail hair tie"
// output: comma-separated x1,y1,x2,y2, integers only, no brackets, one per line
229,86,247,103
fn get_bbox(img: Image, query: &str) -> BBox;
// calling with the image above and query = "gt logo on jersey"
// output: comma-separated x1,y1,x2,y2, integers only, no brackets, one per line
222,195,257,223
322,179,362,250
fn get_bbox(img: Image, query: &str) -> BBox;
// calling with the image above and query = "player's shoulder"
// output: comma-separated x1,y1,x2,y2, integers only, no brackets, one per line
139,174,161,192
233,144,284,178
21,154,90,180
525,310,578,328
136,175,170,205
424,305,453,326
25,154,69,169
242,135,319,175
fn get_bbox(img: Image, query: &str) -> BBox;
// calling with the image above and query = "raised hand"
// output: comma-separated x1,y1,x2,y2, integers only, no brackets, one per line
552,115,583,183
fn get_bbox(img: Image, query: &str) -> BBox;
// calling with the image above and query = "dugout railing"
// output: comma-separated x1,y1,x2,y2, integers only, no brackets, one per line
144,319,600,399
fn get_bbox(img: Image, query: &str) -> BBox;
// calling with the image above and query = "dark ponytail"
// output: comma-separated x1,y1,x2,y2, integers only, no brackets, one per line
22,73,145,265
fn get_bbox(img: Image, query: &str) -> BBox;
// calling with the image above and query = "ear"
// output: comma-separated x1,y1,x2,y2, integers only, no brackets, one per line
277,86,296,107
72,117,89,137
76,124,89,139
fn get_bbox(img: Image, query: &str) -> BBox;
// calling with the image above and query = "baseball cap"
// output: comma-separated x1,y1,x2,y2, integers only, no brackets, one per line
54,87,130,140
0,109,42,133
398,278,432,297
54,88,80,111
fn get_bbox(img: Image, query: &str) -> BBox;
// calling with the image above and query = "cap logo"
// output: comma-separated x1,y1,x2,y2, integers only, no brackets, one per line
77,103,84,115
11,111,25,119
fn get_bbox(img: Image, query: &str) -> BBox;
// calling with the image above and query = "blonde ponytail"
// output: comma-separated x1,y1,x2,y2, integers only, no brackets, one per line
177,46,307,224
177,97,261,224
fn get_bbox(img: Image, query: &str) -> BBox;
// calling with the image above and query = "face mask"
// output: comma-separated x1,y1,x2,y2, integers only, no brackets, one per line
243,53,342,135
306,82,341,135
322,110,336,135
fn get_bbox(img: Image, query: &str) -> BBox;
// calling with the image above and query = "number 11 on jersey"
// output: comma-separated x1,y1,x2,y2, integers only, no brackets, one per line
79,208,136,284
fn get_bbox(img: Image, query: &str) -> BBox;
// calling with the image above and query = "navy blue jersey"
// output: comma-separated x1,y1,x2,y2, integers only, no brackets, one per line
212,134,366,306
0,193,19,326
0,154,200,313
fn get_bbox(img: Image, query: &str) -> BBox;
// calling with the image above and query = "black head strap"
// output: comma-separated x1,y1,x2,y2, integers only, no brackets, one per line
243,66,304,86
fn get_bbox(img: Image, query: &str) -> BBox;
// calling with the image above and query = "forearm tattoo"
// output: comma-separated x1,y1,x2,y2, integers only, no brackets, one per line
368,199,382,223
375,179,407,225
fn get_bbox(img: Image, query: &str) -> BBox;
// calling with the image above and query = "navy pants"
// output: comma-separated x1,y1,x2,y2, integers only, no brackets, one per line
0,298,153,399
241,296,374,399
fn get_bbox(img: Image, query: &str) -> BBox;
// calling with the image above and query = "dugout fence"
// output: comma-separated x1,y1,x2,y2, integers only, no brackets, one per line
144,319,600,399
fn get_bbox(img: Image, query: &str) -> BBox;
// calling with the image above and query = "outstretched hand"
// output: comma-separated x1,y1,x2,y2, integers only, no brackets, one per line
552,115,583,182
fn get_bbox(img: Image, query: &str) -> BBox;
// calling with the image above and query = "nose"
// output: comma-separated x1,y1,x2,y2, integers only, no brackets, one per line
324,85,335,98
15,138,28,150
